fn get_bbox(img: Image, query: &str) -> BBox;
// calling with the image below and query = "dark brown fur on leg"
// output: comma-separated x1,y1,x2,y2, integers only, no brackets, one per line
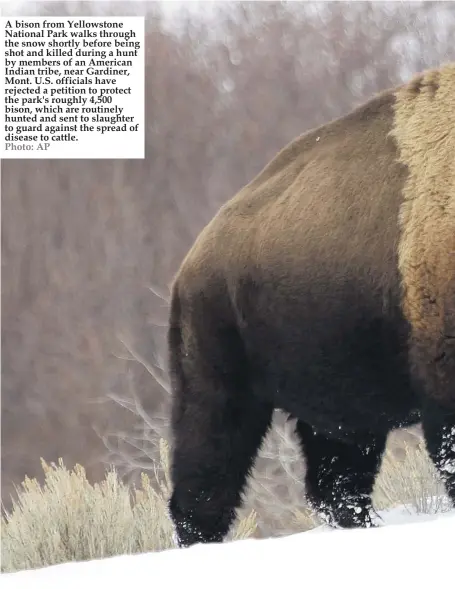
295,421,386,528
168,286,273,547
169,396,272,547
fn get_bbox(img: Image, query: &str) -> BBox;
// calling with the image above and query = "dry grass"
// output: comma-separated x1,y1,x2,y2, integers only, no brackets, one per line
1,439,257,573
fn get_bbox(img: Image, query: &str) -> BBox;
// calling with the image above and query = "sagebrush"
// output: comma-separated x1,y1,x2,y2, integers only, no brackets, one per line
1,439,256,573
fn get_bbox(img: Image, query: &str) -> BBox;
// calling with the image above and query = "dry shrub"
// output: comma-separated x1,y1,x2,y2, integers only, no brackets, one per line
243,413,322,537
373,437,450,515
1,440,257,573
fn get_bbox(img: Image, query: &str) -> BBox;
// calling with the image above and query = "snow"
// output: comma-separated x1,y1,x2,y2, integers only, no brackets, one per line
3,508,454,589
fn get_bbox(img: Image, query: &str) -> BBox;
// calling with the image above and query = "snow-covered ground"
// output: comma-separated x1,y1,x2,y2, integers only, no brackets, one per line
3,507,454,589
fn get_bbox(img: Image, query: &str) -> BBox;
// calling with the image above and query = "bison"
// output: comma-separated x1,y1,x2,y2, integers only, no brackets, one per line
167,63,455,547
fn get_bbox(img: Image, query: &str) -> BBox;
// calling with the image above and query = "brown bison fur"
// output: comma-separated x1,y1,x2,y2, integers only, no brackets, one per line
168,63,455,547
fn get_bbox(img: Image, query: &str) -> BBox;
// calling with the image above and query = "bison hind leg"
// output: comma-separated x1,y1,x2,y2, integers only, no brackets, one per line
169,394,272,547
168,288,273,547
295,420,387,528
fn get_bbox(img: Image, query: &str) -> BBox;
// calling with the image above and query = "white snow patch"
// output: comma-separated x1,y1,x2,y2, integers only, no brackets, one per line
3,507,454,589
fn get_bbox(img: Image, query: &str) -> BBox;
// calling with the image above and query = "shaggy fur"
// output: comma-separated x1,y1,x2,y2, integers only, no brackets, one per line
393,66,455,408
168,63,455,547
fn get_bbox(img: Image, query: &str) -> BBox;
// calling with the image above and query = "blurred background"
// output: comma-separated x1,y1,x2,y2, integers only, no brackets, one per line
2,0,455,533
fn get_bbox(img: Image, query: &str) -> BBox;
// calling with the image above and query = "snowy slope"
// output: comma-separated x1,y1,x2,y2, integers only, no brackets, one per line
3,509,454,589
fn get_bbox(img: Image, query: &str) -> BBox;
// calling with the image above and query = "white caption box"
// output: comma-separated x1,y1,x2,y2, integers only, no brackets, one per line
1,16,144,159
